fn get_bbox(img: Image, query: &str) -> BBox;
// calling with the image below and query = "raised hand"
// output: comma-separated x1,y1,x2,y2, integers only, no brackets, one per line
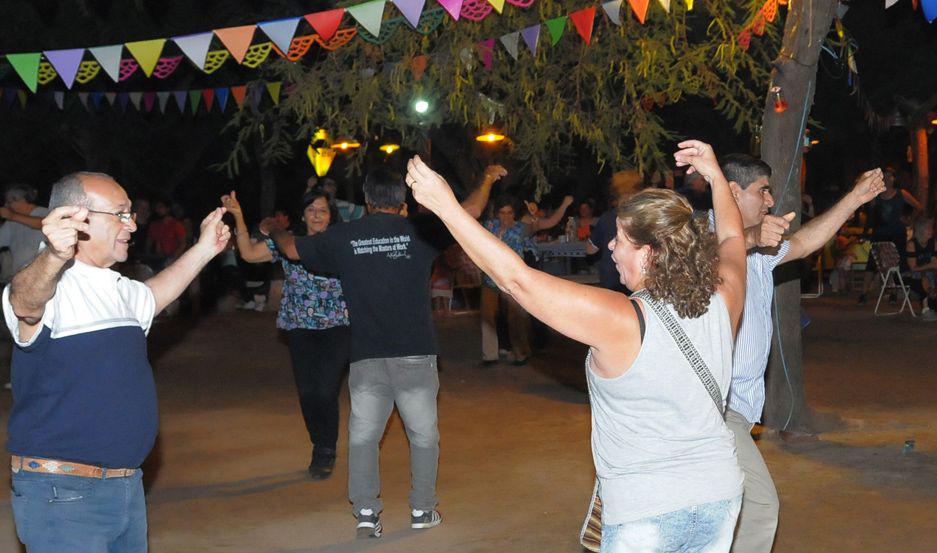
220,190,243,218
673,140,723,184
195,207,230,256
851,169,886,205
405,155,459,216
751,212,796,248
42,206,90,262
482,164,508,184
259,216,289,236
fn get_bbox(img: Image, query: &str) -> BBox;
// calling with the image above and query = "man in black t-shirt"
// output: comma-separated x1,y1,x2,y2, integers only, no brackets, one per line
270,166,500,539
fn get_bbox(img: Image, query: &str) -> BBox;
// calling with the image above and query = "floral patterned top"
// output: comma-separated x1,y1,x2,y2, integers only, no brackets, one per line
265,238,349,331
482,219,536,289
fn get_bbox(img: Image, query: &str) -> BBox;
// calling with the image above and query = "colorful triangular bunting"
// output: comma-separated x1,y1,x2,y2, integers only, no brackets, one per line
305,9,346,41
44,49,85,89
173,90,187,112
487,0,505,13
258,18,301,55
411,55,429,81
347,0,386,37
628,0,651,24
545,17,567,46
125,39,166,77
202,89,215,112
118,92,130,112
392,0,426,28
499,32,520,60
173,32,213,70
922,0,937,22
602,0,623,25
17,90,27,108
570,7,597,45
105,92,117,106
53,91,65,110
143,91,156,112
477,39,495,69
521,25,540,55
189,90,202,113
91,92,104,109
6,53,41,93
437,0,462,20
78,92,90,110
231,85,248,108
89,45,123,82
214,25,257,64
157,91,171,113
128,92,143,110
266,82,282,105
215,87,230,112
658,0,671,13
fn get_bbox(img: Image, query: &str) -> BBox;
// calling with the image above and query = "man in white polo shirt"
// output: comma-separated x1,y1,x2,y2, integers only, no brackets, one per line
719,154,884,552
3,171,229,553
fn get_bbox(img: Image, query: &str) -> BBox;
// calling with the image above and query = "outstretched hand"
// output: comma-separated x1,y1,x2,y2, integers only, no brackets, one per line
673,140,723,185
220,190,243,218
851,169,886,205
405,156,459,216
195,207,231,256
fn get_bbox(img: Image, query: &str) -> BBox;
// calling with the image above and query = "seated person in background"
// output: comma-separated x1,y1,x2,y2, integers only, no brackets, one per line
675,170,712,212
907,217,937,321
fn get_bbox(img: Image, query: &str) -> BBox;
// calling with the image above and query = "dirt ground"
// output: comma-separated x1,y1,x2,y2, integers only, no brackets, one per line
0,295,934,552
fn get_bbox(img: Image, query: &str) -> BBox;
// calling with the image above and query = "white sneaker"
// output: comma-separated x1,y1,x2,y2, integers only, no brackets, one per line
922,308,937,322
237,301,256,310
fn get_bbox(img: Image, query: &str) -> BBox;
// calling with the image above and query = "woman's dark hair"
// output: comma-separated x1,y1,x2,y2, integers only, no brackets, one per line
299,189,340,235
493,194,522,218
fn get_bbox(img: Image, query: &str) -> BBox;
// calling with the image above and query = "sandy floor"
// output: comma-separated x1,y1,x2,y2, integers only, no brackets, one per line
0,295,934,552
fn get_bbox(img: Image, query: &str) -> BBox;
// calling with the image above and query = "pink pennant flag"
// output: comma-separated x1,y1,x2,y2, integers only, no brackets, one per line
143,92,156,112
477,38,494,70
392,0,426,28
43,49,85,89
437,0,463,20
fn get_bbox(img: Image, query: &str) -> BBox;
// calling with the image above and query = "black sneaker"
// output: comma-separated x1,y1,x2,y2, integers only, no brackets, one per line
308,447,336,480
411,509,442,530
355,509,383,539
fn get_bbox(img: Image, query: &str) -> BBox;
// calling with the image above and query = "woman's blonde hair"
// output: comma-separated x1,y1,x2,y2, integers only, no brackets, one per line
617,189,720,319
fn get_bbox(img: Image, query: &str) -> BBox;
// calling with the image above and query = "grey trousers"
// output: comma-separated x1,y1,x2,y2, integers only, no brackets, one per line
348,355,440,514
726,409,779,553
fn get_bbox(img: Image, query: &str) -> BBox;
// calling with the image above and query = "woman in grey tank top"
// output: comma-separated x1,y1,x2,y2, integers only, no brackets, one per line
404,140,748,552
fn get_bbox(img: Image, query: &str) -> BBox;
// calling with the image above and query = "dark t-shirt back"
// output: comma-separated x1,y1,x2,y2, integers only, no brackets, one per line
295,213,445,362
591,210,629,293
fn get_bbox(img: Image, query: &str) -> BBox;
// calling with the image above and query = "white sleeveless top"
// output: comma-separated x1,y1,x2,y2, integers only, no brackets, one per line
586,293,743,525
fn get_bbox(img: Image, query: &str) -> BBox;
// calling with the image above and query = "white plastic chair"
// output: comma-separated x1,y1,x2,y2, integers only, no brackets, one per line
870,241,915,317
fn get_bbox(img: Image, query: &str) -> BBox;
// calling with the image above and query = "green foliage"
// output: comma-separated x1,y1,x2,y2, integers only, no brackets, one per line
223,0,781,194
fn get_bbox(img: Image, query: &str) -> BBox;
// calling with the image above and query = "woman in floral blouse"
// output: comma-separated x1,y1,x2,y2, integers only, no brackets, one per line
222,188,350,480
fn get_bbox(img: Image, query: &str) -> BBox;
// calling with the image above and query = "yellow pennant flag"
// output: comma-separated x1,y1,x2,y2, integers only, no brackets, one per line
487,0,505,13
125,39,166,77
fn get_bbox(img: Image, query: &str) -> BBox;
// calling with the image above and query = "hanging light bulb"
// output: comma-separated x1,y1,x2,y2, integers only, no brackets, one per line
770,86,788,114
379,143,400,155
475,129,506,143
331,137,361,151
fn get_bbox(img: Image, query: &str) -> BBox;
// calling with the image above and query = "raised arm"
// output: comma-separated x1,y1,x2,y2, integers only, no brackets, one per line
8,206,90,340
783,169,885,263
405,156,636,352
0,206,44,230
675,140,746,333
531,195,574,232
220,191,272,263
145,208,230,313
460,164,506,219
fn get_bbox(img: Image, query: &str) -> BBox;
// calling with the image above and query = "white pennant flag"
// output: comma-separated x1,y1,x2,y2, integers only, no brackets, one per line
157,91,171,113
89,45,124,83
78,92,90,110
602,0,623,25
173,32,213,70
884,0,899,8
129,92,143,111
53,91,65,110
658,0,671,12
499,32,520,60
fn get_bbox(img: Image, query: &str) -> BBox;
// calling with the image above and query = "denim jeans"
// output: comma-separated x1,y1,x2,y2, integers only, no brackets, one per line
348,355,439,513
11,469,147,553
601,495,742,553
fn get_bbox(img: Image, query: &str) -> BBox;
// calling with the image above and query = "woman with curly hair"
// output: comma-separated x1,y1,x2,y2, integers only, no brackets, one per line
404,140,746,552
221,188,350,480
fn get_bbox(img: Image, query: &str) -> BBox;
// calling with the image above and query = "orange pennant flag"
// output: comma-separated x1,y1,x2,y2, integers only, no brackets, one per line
214,25,257,64
570,7,597,45
231,85,248,108
627,0,650,24
411,55,428,81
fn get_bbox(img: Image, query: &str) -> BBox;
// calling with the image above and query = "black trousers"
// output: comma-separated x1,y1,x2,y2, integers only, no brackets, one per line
287,326,350,452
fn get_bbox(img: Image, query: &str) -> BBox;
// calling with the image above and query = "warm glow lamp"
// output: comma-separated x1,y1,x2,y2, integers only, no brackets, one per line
475,130,506,143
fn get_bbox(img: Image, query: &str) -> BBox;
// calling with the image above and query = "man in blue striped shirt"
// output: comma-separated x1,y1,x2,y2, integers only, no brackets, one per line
719,154,884,552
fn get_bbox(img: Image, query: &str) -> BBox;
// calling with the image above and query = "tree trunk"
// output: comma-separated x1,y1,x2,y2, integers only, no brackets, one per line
759,0,838,432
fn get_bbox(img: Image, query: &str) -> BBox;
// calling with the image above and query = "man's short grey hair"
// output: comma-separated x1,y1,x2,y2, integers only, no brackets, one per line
4,183,38,204
48,172,113,209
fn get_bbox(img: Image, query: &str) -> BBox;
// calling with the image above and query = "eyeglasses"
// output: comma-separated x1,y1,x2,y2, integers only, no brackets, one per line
87,209,137,224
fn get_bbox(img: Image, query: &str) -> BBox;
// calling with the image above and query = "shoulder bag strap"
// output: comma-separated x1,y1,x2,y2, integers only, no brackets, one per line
632,290,724,415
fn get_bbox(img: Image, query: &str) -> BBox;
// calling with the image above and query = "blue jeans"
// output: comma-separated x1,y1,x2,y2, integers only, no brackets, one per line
11,469,147,553
601,495,742,553
348,355,439,513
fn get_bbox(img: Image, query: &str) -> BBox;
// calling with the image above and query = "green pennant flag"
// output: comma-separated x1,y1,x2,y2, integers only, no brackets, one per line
545,16,567,46
189,89,202,113
7,53,42,93
266,81,282,105
347,0,386,38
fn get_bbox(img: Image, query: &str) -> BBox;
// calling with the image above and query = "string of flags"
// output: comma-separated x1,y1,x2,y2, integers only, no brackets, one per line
0,80,284,116
886,0,936,23
3,0,694,93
